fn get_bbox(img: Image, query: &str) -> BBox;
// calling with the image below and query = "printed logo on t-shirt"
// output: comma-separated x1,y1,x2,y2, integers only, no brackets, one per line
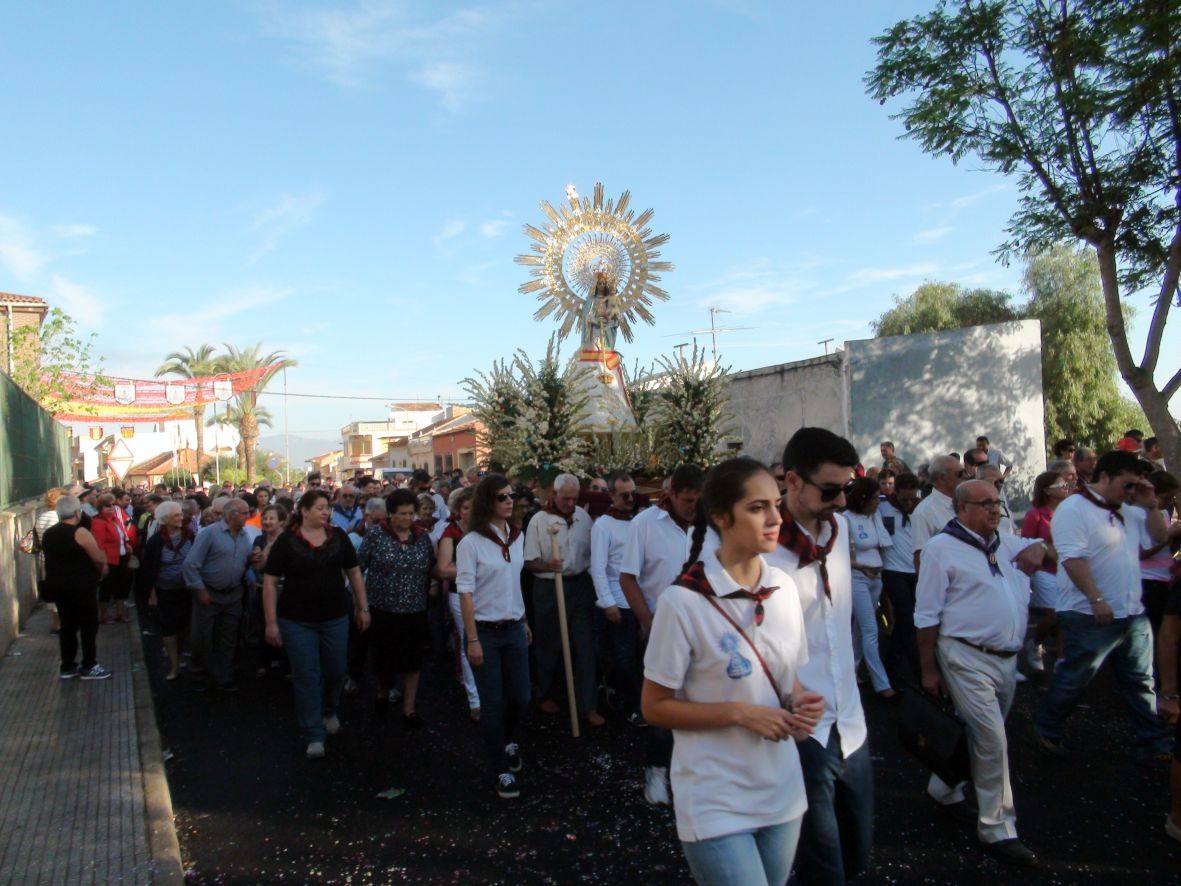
720,634,752,679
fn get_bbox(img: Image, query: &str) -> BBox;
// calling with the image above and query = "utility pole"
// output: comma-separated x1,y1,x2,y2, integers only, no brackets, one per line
708,307,730,364
818,338,834,356
283,366,290,485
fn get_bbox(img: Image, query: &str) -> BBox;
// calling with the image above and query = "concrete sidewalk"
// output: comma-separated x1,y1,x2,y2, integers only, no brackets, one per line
0,606,182,884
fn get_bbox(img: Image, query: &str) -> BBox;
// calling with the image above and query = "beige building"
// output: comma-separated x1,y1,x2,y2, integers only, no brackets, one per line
306,449,343,482
1,292,49,375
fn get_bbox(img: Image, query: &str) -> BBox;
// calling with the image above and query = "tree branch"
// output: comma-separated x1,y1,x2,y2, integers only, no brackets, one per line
1163,365,1181,402
1141,223,1181,372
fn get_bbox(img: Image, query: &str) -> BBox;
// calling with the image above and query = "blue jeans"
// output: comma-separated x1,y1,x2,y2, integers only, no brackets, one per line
1035,612,1170,755
794,729,874,884
881,570,919,682
596,606,640,714
278,616,349,743
682,817,803,886
471,620,532,773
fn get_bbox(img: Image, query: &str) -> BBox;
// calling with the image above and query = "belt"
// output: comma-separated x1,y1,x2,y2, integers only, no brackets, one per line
205,583,241,595
474,617,523,632
951,636,1017,658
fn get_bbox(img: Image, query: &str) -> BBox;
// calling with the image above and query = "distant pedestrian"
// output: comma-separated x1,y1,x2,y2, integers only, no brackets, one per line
263,490,370,759
435,487,479,720
91,492,137,624
42,495,111,681
844,477,895,699
141,501,195,680
36,487,66,634
182,498,253,693
456,475,532,799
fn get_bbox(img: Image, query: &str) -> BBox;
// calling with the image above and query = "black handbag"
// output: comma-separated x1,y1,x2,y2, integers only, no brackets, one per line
896,684,971,787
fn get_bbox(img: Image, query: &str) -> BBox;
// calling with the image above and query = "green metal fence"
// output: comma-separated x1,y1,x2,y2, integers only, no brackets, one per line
0,372,71,508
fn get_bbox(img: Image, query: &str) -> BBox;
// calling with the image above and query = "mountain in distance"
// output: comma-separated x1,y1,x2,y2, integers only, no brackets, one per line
257,435,340,467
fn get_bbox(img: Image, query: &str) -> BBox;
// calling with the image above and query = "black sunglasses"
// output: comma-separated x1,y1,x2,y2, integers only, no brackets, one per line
495,492,519,503
802,476,857,502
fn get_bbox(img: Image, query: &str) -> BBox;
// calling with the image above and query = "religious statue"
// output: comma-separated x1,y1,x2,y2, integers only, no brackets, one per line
581,265,619,351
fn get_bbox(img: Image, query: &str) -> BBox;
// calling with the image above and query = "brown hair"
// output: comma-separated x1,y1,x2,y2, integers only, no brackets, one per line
469,474,511,537
288,489,330,530
1031,471,1064,507
97,492,117,509
844,477,882,515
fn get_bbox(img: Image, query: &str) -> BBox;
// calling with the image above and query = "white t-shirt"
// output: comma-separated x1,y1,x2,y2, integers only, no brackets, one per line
590,514,632,609
1132,506,1173,583
1051,491,1143,618
455,525,526,622
765,513,867,758
845,510,892,570
876,499,915,574
644,554,808,842
911,488,956,556
914,525,1035,652
620,506,694,613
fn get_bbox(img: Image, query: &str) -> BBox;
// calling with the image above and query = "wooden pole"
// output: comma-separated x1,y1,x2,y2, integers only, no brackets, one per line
548,525,580,738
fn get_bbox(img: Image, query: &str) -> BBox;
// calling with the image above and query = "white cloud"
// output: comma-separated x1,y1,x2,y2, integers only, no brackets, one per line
433,219,466,248
250,189,326,260
148,285,293,335
49,274,103,328
260,1,489,109
843,263,938,287
0,212,49,279
692,259,818,315
950,183,1009,209
479,218,510,239
912,225,952,245
51,223,98,238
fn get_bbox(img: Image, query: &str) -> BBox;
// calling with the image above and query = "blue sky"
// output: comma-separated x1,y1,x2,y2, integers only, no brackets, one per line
2,1,1176,441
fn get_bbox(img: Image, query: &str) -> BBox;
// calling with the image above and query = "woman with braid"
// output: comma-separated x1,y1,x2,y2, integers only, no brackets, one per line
643,457,824,885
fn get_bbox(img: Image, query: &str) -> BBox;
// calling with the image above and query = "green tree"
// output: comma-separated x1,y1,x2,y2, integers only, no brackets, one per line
872,282,1019,336
461,358,523,473
217,344,295,484
1024,244,1144,450
8,307,107,414
155,344,220,475
868,0,1181,467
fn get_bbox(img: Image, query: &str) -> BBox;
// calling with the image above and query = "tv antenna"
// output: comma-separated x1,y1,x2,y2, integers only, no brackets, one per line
664,307,754,362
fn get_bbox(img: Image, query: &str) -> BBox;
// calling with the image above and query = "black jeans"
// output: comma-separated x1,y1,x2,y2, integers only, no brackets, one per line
596,606,641,714
881,570,919,682
58,585,99,670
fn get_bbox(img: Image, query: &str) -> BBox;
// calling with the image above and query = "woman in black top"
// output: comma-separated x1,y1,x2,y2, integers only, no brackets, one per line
263,490,370,759
42,495,111,680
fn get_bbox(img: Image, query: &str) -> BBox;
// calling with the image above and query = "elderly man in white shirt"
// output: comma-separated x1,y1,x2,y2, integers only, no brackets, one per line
523,473,602,727
1034,450,1173,766
589,471,644,725
773,427,873,884
911,454,964,568
916,479,1044,868
620,464,704,807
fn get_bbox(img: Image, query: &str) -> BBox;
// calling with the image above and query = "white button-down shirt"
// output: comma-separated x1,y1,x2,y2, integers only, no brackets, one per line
455,525,526,622
590,514,632,609
765,513,866,757
620,506,694,613
911,488,956,555
523,506,593,579
914,523,1036,652
1051,490,1144,618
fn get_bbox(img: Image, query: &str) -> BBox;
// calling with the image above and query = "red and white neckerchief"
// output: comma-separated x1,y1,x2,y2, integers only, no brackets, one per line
544,501,575,528
1075,484,1124,525
674,560,780,627
605,506,634,521
778,514,839,601
475,522,521,562
660,499,693,533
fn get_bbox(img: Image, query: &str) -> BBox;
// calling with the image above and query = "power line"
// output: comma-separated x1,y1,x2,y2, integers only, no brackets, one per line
255,390,466,403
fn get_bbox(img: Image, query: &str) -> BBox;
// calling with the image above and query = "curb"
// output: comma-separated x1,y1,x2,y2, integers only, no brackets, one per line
128,613,185,885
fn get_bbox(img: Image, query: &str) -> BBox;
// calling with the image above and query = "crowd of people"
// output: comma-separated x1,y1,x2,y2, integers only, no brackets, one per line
32,429,1181,884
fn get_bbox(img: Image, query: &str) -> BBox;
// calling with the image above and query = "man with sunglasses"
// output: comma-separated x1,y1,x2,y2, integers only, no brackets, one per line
911,455,964,571
916,480,1045,867
1034,450,1173,767
771,427,871,884
590,471,644,726
330,485,362,534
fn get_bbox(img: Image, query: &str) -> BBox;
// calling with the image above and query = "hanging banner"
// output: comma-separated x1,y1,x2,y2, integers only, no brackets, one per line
51,363,282,422
89,427,103,440
120,426,135,439
114,381,136,405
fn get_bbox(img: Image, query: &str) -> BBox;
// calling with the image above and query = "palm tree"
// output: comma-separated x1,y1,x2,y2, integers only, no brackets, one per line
207,402,273,478
218,344,296,484
155,344,221,475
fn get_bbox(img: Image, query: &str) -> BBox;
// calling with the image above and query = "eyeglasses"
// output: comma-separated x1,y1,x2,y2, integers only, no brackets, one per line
495,492,518,503
802,476,857,502
1047,483,1068,491
963,499,1002,510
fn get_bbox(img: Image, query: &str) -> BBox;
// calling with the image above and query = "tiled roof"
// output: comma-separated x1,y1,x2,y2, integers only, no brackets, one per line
0,291,48,304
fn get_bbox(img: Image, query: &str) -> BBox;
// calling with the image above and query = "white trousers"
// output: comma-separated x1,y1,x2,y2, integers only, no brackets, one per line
448,593,481,709
926,635,1019,844
851,572,891,692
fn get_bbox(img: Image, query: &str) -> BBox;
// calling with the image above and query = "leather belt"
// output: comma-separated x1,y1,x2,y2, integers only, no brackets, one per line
475,617,523,631
952,636,1018,658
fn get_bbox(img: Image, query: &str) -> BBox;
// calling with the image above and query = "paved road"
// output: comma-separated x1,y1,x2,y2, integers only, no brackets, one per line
143,625,1180,884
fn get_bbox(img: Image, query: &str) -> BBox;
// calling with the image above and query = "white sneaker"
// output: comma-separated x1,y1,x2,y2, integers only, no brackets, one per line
323,714,341,736
388,686,403,703
306,741,326,759
643,766,671,806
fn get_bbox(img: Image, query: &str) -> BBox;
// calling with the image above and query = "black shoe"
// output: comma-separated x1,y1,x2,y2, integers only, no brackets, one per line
216,681,239,693
982,838,1038,867
932,797,978,824
1034,732,1068,759
403,712,424,731
505,742,522,773
496,772,520,799
626,711,648,728
373,698,389,723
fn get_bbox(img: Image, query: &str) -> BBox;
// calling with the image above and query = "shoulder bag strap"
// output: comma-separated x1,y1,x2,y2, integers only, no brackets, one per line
702,595,784,705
